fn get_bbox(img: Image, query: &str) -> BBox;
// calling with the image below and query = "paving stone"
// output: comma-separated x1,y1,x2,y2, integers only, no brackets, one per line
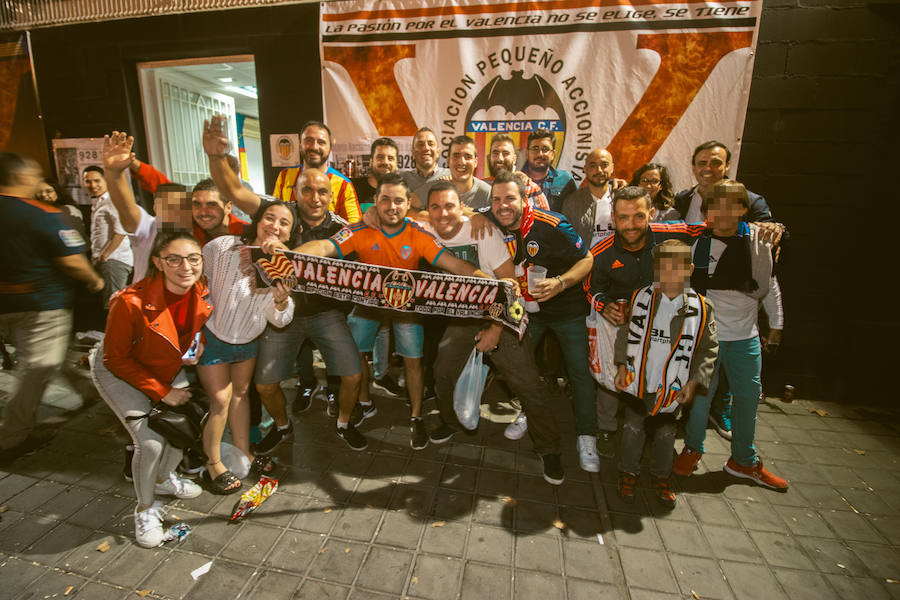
0,473,41,503
516,473,557,504
241,489,302,527
332,506,383,542
0,555,50,597
306,539,367,584
610,513,661,549
431,489,473,521
184,559,255,600
701,523,764,564
347,590,395,600
75,581,129,600
0,513,58,552
356,546,413,594
373,511,423,548
242,569,303,600
668,554,734,599
559,507,605,540
627,589,681,600
294,578,350,600
460,562,509,599
408,554,462,600
388,484,434,517
773,505,836,538
513,569,565,600
732,500,786,532
514,534,561,573
795,536,870,576
720,560,789,600
825,574,893,600
290,497,342,534
847,541,900,579
836,486,897,515
618,547,678,593
401,459,443,486
813,509,882,543
748,530,816,570
656,520,712,557
57,531,126,576
4,478,67,512
482,448,517,472
868,514,900,545
18,570,88,600
97,544,167,588
139,550,214,599
687,495,740,527
815,465,865,487
23,521,93,564
178,515,239,556
439,463,478,493
565,578,622,600
466,524,512,565
265,530,324,573
421,520,467,557
471,494,514,528
219,522,283,564
66,493,132,529
350,478,396,509
772,568,840,600
789,483,848,510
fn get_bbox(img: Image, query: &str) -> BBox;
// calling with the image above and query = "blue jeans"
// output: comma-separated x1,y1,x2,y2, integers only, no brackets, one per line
684,337,762,467
529,312,597,436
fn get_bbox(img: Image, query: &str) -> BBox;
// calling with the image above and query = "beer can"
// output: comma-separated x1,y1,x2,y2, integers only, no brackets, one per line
615,299,628,313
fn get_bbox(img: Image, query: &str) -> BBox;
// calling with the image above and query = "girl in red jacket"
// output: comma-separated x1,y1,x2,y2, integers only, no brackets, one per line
91,231,212,548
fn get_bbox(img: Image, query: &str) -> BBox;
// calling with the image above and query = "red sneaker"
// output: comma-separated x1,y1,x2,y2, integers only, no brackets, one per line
651,476,677,508
617,472,637,504
724,458,789,491
672,447,703,477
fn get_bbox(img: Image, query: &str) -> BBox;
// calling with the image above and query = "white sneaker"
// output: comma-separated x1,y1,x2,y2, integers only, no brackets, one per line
134,501,166,548
155,471,202,499
504,413,528,440
577,435,600,473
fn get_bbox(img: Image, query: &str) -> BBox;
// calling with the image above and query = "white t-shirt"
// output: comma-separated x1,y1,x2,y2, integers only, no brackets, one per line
434,217,510,278
644,293,683,394
590,188,615,248
129,207,159,281
699,236,759,341
685,188,704,223
90,194,133,265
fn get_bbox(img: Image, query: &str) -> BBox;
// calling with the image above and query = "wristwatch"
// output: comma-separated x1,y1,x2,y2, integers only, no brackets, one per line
555,275,567,290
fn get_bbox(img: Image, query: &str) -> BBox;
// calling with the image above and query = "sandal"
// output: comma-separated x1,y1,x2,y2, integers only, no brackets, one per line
249,455,276,478
203,461,242,495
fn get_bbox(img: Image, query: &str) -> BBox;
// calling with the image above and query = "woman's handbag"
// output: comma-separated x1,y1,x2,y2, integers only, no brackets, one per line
127,400,207,450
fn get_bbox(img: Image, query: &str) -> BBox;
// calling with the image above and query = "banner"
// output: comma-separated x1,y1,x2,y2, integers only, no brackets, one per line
320,0,760,192
251,248,526,332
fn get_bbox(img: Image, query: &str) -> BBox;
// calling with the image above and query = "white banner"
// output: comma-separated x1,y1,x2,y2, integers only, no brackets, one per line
320,0,760,192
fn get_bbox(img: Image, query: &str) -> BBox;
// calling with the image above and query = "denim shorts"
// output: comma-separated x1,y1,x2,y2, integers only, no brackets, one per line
347,308,424,358
255,309,361,384
197,326,259,366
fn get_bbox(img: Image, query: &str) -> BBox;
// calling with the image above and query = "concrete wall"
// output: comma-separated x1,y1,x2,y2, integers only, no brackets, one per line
22,1,900,402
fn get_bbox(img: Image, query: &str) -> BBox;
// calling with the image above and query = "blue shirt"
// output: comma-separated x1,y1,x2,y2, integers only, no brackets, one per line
0,194,86,313
523,163,577,212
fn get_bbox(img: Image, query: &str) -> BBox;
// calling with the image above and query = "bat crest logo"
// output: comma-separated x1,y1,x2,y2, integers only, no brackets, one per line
382,270,416,309
464,70,567,177
526,240,539,257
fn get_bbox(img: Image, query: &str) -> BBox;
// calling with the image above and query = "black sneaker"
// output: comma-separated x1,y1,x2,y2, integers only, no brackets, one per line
596,430,616,459
410,418,428,450
336,423,368,451
123,444,134,482
540,453,565,485
373,375,403,397
351,402,377,427
178,447,206,477
423,385,437,403
293,380,320,414
325,389,338,418
428,423,456,445
253,421,294,455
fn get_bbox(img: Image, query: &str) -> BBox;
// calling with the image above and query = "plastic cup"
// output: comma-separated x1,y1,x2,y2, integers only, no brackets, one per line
527,265,548,294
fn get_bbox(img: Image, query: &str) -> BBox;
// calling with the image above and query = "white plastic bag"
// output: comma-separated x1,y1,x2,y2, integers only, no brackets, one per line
586,299,618,392
220,442,251,479
453,348,490,430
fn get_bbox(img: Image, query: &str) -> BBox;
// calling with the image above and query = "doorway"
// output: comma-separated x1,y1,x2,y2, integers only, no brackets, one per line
137,55,264,201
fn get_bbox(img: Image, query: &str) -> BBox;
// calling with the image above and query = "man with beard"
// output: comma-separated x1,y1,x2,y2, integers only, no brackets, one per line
282,172,490,450
483,170,597,474
484,134,549,210
522,128,577,212
402,127,450,210
352,137,399,213
560,148,617,249
583,186,705,457
447,135,492,210
272,120,361,223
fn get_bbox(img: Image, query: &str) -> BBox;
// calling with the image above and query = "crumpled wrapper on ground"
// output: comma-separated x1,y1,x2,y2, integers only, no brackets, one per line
230,476,278,521
161,522,191,544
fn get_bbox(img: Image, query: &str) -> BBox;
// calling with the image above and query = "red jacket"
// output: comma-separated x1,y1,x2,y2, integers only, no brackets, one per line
103,275,212,401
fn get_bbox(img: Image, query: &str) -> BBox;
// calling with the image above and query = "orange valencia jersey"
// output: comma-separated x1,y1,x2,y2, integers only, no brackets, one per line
272,165,361,223
329,219,445,270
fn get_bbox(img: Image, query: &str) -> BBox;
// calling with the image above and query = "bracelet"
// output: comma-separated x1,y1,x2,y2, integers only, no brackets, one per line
556,275,567,290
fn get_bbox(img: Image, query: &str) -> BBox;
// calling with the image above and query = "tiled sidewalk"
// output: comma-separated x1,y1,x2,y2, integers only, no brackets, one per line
1,378,899,599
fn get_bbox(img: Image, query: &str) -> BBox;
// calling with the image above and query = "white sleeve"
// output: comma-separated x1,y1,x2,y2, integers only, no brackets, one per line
481,231,513,274
761,276,784,330
130,206,154,242
264,294,294,328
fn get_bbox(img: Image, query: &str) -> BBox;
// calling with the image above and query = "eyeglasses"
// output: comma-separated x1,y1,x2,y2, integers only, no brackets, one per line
160,253,202,267
640,178,661,185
